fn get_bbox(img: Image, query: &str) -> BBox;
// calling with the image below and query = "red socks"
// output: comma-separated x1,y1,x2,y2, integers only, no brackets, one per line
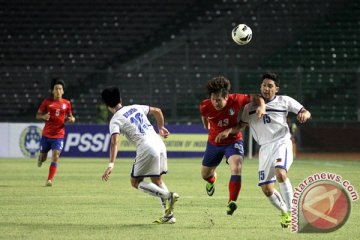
205,175,216,184
47,162,58,181
229,175,241,202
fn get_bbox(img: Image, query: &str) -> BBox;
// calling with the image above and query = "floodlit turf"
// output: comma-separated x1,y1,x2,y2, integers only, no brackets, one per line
0,157,359,240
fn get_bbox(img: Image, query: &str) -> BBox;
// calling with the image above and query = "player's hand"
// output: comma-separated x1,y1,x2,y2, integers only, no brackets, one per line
102,167,113,181
43,112,50,121
256,106,266,119
159,127,170,139
67,116,75,123
215,129,231,143
297,110,311,123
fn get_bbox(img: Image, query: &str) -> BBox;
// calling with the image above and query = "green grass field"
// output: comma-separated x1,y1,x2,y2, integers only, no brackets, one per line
0,157,359,240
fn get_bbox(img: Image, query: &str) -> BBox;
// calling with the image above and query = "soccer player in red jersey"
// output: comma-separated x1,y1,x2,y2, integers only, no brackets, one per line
199,75,265,215
36,78,75,186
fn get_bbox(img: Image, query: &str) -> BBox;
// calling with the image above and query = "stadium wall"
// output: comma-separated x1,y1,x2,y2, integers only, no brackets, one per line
2,123,359,159
300,126,360,153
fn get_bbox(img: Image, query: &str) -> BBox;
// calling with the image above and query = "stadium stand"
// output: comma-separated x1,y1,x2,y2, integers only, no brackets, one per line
0,0,359,124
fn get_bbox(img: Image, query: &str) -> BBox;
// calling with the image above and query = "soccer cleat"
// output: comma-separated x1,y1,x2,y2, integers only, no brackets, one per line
38,158,45,167
205,172,217,196
280,211,291,228
153,214,176,224
226,201,238,215
165,192,179,215
45,180,52,187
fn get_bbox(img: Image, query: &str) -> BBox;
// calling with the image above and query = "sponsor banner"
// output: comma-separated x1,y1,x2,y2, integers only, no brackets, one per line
0,123,45,158
62,125,110,157
1,123,207,158
117,124,207,157
119,134,207,152
62,124,207,157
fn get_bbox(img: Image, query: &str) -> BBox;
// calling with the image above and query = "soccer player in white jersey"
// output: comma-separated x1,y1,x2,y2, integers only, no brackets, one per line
100,86,179,224
241,72,311,228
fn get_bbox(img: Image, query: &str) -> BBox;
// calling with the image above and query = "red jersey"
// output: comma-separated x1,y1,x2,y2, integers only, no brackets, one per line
37,98,73,138
199,93,250,146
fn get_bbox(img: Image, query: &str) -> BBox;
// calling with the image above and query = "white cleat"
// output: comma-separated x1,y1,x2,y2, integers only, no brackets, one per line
153,214,176,224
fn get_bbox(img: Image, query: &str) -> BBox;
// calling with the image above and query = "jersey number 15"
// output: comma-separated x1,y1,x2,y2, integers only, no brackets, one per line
263,114,271,124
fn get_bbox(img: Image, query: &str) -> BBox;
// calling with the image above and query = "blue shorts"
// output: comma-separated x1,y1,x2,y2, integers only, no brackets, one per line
40,136,64,153
202,140,244,167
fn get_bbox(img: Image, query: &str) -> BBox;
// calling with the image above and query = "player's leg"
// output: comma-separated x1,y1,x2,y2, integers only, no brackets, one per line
201,142,223,196
261,183,287,213
201,166,217,196
131,177,170,198
154,151,170,214
274,139,294,212
132,177,179,215
226,154,243,215
132,145,179,222
46,150,60,186
261,183,290,228
38,136,50,167
46,138,64,186
151,178,177,224
151,178,168,213
38,152,47,167
224,140,245,215
276,169,293,211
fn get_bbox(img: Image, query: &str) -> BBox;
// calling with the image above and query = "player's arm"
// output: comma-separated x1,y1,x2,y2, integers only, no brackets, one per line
201,116,209,130
102,133,119,181
36,111,50,121
250,94,266,119
149,106,169,138
214,121,247,143
297,108,311,123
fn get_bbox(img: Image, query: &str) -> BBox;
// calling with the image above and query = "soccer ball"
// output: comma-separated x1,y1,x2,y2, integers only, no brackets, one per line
231,24,252,45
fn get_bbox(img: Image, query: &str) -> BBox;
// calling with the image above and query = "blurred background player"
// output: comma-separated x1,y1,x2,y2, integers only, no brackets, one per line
241,72,311,228
36,78,76,186
199,75,265,215
100,86,179,224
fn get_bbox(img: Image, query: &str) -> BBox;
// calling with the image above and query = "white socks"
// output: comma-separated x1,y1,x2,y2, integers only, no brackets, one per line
267,189,288,213
158,182,169,212
138,181,170,199
279,178,293,211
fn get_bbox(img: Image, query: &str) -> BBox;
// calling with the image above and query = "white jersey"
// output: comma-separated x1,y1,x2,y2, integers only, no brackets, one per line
241,95,303,146
109,104,159,147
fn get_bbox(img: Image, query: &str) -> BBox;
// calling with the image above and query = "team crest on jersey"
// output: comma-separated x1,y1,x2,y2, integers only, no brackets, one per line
228,108,235,116
62,104,66,109
19,125,42,158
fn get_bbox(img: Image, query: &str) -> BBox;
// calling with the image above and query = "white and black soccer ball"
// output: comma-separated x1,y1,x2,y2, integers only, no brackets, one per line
231,24,252,45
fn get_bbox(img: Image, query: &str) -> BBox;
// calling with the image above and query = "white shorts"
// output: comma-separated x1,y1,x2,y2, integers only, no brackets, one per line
258,138,293,186
131,138,168,178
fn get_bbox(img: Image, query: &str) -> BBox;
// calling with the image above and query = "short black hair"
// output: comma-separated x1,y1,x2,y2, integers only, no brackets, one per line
101,86,121,108
262,72,280,87
50,78,65,90
206,75,231,97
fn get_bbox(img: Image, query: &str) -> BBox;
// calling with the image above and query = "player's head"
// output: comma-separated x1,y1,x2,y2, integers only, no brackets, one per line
206,75,231,110
50,78,65,100
261,72,279,101
101,86,122,108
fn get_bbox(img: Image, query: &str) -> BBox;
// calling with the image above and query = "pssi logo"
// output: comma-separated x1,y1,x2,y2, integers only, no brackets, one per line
19,125,42,158
64,133,110,152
